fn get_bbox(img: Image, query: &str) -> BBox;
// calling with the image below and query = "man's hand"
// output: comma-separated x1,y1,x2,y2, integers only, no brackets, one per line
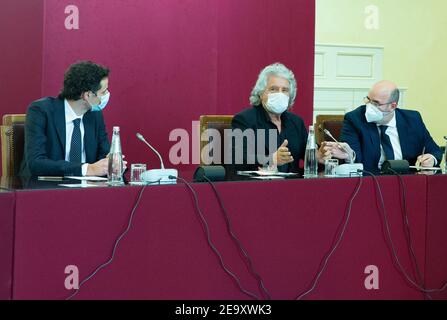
86,158,109,176
273,140,294,166
87,156,128,177
320,142,353,161
416,153,435,168
317,142,333,164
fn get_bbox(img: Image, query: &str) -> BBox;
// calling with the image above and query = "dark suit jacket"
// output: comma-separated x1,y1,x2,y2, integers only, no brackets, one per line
341,105,442,174
230,105,308,173
19,97,110,177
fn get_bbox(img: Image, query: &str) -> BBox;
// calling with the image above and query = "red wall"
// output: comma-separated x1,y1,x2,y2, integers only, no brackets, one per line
0,0,43,111
2,0,315,175
0,0,44,171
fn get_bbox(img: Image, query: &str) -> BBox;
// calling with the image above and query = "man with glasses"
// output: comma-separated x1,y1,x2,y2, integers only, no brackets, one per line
20,61,126,177
323,80,442,173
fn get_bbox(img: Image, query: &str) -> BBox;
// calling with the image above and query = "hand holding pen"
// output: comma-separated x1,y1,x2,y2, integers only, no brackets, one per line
416,146,436,168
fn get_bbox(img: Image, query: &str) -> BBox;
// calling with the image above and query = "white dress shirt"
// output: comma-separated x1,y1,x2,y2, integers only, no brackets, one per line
64,100,89,176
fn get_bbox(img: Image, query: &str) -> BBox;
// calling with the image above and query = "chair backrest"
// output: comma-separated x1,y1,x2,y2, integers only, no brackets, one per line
199,115,233,166
315,114,345,145
1,114,26,177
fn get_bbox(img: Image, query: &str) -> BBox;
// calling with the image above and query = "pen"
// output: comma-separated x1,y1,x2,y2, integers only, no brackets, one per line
416,147,426,170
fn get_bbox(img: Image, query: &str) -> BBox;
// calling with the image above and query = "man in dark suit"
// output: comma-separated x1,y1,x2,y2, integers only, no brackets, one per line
20,61,117,177
324,80,442,174
230,63,330,173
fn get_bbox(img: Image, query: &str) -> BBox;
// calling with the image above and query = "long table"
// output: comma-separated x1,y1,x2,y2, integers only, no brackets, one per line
0,191,15,300
1,174,446,300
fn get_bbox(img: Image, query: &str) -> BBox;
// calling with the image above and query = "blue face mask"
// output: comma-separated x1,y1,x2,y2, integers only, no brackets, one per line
91,92,110,112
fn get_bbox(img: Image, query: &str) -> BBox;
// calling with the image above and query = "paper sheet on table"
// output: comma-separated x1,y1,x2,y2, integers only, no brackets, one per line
59,183,103,188
250,176,286,180
65,176,108,181
237,171,298,177
409,166,441,171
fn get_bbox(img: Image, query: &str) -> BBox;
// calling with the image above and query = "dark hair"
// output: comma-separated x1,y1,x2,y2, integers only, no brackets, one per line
58,61,110,100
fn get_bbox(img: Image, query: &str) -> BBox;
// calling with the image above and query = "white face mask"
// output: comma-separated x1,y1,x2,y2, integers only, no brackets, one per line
365,103,392,123
90,92,110,112
265,93,289,115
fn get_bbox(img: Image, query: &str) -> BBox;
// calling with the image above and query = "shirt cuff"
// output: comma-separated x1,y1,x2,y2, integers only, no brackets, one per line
82,163,89,176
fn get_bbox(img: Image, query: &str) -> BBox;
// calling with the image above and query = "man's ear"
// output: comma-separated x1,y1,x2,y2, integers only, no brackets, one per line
80,91,89,101
390,102,398,110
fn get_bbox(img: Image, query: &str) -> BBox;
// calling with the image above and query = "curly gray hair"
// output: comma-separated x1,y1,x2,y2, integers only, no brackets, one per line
249,63,297,107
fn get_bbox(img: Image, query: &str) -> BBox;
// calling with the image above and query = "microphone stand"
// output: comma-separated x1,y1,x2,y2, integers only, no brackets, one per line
136,133,178,185
319,126,364,176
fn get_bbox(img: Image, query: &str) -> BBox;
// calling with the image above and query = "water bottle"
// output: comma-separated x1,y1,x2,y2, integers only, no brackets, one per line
443,136,447,174
108,126,124,185
304,125,318,178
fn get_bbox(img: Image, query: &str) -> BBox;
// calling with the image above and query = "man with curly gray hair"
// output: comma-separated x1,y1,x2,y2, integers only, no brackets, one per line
230,63,329,173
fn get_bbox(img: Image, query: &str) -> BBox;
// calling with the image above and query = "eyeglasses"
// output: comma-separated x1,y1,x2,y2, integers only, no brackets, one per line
364,96,391,108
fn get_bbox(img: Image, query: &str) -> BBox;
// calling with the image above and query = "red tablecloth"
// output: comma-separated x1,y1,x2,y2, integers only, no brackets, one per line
0,191,15,300
425,175,447,300
1,175,446,300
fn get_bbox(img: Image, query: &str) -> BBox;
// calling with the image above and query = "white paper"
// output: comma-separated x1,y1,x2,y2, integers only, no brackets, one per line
409,166,441,171
250,176,285,180
237,171,298,177
59,183,103,188
65,176,108,181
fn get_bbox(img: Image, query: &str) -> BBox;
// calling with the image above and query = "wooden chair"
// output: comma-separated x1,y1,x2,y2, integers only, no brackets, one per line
199,115,234,166
1,114,26,177
315,115,345,145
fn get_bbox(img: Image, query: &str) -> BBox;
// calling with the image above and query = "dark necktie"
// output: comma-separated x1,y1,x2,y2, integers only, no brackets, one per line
379,125,395,161
69,118,82,163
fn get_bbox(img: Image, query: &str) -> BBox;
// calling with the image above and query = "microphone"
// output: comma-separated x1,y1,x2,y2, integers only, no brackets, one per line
136,133,165,169
318,125,363,176
136,133,178,185
318,126,353,164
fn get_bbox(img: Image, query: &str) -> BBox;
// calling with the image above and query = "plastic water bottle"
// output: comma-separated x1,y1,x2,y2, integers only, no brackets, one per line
442,154,446,175
108,126,124,185
304,125,318,178
443,136,447,174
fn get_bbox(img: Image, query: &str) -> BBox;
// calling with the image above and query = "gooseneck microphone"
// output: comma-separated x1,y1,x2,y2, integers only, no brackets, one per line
318,126,354,164
318,125,364,176
136,133,178,184
136,133,165,169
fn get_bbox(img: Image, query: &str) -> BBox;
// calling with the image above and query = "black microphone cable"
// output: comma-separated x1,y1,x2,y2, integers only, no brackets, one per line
361,169,447,295
202,175,272,300
173,175,261,300
386,168,432,300
295,173,364,300
66,184,149,300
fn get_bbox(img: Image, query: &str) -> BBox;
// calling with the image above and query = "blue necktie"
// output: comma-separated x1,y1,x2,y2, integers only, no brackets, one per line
69,118,82,163
379,125,394,161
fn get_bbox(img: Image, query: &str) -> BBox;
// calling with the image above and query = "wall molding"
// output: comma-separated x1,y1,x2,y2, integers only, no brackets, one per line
314,43,407,122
